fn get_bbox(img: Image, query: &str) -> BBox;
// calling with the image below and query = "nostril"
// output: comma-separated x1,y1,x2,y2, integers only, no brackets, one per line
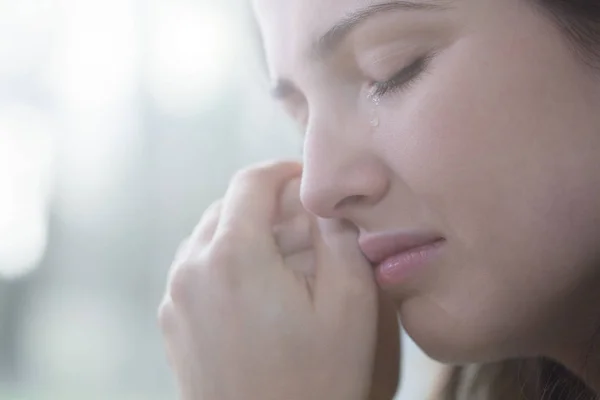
335,195,368,210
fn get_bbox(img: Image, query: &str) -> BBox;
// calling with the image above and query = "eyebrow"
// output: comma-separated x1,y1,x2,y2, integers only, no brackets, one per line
313,1,449,60
270,0,449,99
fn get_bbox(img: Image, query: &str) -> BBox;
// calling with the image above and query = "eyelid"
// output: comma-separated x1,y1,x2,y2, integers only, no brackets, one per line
355,35,431,73
369,52,435,97
358,42,423,68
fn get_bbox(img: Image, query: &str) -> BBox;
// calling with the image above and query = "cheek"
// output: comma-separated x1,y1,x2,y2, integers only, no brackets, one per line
378,33,600,356
379,32,600,262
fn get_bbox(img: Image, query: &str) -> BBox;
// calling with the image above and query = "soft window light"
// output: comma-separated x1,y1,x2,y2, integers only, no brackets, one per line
148,2,238,116
0,106,54,280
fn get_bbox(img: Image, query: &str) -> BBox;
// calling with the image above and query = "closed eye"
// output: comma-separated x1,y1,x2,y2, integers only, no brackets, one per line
369,52,435,98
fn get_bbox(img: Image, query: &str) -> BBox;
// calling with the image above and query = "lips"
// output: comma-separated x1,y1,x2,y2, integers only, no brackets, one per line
358,230,445,266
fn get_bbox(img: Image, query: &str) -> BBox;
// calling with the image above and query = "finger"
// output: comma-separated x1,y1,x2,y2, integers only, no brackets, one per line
158,299,198,400
283,249,317,277
174,237,192,264
166,238,192,292
275,177,303,223
166,200,222,290
215,160,302,244
312,218,377,312
273,214,312,256
157,297,183,368
191,200,223,245
368,291,401,400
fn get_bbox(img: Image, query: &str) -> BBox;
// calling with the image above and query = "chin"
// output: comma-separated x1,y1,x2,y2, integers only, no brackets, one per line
397,297,525,365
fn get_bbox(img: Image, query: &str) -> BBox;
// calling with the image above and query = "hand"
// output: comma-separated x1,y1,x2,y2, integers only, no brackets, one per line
159,160,398,400
273,178,401,400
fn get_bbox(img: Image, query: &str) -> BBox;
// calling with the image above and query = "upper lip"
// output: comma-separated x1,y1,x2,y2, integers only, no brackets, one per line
358,230,445,265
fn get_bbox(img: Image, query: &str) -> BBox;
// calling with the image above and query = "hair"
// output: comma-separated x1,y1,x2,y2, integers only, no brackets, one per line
250,0,600,398
433,3,600,398
534,0,600,69
431,358,599,400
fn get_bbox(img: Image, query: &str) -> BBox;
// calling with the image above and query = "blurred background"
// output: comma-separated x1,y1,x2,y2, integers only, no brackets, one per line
0,0,440,399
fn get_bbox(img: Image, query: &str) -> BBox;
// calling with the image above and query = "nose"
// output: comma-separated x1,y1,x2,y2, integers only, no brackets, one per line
300,115,390,220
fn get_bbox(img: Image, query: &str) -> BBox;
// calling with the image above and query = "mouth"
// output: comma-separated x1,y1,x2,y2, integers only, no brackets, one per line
358,230,446,286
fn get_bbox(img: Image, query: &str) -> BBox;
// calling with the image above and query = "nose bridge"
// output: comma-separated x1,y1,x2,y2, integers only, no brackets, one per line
300,107,390,218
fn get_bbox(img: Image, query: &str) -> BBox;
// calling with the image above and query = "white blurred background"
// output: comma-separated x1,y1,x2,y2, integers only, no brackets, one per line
0,0,440,399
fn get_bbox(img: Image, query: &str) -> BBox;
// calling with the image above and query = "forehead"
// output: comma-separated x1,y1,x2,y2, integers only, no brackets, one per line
252,0,367,75
253,0,367,34
252,0,452,79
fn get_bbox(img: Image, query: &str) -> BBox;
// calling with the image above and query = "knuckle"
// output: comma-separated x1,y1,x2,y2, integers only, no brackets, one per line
203,242,242,290
202,199,222,218
174,237,191,262
168,262,202,306
232,161,287,184
157,297,177,334
216,219,255,242
232,166,263,185
176,237,191,253
206,237,238,265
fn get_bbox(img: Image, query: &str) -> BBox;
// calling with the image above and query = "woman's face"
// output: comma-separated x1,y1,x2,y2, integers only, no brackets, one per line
254,0,600,363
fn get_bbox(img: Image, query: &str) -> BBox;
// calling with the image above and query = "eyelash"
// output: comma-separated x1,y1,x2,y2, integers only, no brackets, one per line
369,53,435,98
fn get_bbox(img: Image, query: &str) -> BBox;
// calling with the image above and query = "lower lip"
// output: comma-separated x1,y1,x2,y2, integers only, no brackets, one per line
374,240,445,287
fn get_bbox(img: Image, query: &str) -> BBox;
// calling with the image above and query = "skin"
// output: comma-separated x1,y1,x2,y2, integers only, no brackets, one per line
160,0,600,398
253,0,600,392
275,178,400,399
160,162,398,400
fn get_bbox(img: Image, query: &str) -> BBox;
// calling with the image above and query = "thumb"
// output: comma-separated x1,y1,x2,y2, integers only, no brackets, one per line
312,218,377,313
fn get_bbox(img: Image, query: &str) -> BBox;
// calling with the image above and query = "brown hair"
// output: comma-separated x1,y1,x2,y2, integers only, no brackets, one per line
535,0,600,69
431,358,597,400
